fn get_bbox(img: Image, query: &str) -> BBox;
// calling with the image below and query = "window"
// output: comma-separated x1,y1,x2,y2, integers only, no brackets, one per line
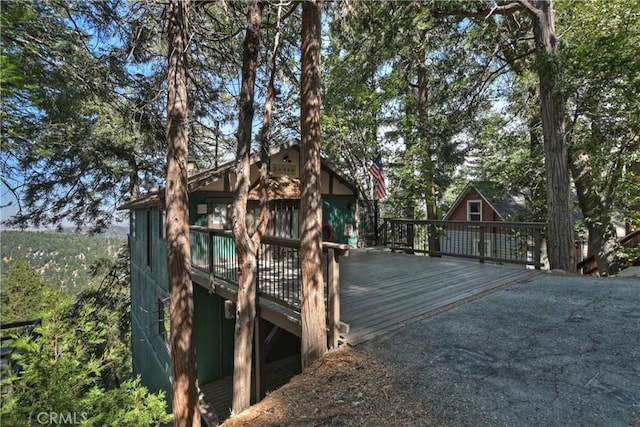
210,202,233,229
158,297,170,347
159,209,166,240
467,201,482,222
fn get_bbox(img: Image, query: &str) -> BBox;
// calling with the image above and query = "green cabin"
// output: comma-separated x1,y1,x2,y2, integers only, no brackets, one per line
120,140,358,420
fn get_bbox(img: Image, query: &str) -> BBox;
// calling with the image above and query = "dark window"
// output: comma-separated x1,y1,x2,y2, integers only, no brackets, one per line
159,209,166,240
468,201,482,222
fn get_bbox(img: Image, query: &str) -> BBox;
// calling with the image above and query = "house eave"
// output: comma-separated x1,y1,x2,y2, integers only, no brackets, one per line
443,183,505,221
118,139,358,210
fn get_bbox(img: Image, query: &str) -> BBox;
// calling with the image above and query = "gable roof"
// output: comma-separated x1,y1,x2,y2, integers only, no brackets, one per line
119,140,357,210
442,181,527,221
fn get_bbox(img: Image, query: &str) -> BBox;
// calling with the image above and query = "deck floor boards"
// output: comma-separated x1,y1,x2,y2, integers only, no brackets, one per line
340,250,541,345
192,249,541,347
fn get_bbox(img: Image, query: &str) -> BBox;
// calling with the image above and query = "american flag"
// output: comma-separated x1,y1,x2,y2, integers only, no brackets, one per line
369,155,387,199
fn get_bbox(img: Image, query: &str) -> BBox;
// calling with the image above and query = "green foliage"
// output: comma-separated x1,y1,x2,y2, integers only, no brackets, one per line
0,298,172,425
324,1,494,218
615,245,640,268
1,231,124,294
69,244,132,389
558,0,640,218
0,260,69,323
0,239,170,423
0,0,166,232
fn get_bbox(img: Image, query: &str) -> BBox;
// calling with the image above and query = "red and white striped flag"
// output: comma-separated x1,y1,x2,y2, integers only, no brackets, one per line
369,155,387,200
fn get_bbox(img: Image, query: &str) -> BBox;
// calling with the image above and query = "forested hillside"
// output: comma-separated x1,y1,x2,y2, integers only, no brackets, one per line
1,231,125,293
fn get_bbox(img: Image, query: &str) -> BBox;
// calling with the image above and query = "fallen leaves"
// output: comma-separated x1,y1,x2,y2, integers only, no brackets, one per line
221,346,433,426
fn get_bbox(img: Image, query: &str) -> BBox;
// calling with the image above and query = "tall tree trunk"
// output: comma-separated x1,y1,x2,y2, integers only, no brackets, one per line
527,0,576,272
300,0,327,369
255,0,284,239
416,65,439,252
165,1,200,425
631,160,640,233
416,66,435,220
570,150,621,275
231,0,264,415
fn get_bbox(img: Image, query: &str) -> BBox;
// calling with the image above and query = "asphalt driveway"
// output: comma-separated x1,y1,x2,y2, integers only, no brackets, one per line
360,273,640,427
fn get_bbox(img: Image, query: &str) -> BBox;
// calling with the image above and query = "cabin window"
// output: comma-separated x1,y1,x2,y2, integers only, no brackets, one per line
467,201,482,222
146,210,152,268
273,200,300,238
157,297,170,347
210,202,233,229
159,209,166,240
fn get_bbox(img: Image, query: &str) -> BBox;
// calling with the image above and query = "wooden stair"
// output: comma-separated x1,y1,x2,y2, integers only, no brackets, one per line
199,354,301,426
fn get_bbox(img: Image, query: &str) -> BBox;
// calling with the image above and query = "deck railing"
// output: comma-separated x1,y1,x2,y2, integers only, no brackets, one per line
383,218,545,269
189,226,349,347
577,228,640,275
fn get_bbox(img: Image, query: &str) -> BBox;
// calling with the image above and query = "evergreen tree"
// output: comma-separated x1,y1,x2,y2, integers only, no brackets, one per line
1,257,171,424
0,260,66,322
1,298,172,425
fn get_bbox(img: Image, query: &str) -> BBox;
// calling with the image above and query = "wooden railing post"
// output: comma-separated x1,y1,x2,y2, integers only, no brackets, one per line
383,218,388,246
407,222,415,254
479,226,485,264
534,227,542,270
327,247,340,349
390,219,396,251
208,230,215,290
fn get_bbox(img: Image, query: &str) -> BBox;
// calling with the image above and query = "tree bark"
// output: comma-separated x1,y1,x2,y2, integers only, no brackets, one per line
165,1,200,425
231,0,264,415
446,0,577,271
528,0,576,272
570,150,621,275
416,65,440,253
300,0,327,369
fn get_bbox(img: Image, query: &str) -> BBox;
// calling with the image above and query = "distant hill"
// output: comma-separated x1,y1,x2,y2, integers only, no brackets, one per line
1,230,126,294
55,225,130,239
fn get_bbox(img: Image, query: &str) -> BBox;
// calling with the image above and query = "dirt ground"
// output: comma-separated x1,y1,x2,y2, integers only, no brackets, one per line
221,346,433,427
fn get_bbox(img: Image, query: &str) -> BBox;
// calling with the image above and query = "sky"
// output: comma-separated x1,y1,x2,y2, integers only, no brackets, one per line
1,182,19,227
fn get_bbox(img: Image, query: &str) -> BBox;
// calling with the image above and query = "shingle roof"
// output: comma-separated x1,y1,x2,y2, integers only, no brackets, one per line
472,181,527,219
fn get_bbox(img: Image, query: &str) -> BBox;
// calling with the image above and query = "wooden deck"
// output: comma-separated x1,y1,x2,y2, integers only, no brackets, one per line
340,249,542,345
195,249,542,424
192,248,543,346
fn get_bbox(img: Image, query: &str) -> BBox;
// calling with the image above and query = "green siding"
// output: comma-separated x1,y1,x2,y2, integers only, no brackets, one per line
130,207,172,407
130,205,237,414
193,285,235,385
323,196,357,245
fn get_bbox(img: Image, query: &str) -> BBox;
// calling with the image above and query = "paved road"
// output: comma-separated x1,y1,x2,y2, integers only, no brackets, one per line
361,273,640,427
